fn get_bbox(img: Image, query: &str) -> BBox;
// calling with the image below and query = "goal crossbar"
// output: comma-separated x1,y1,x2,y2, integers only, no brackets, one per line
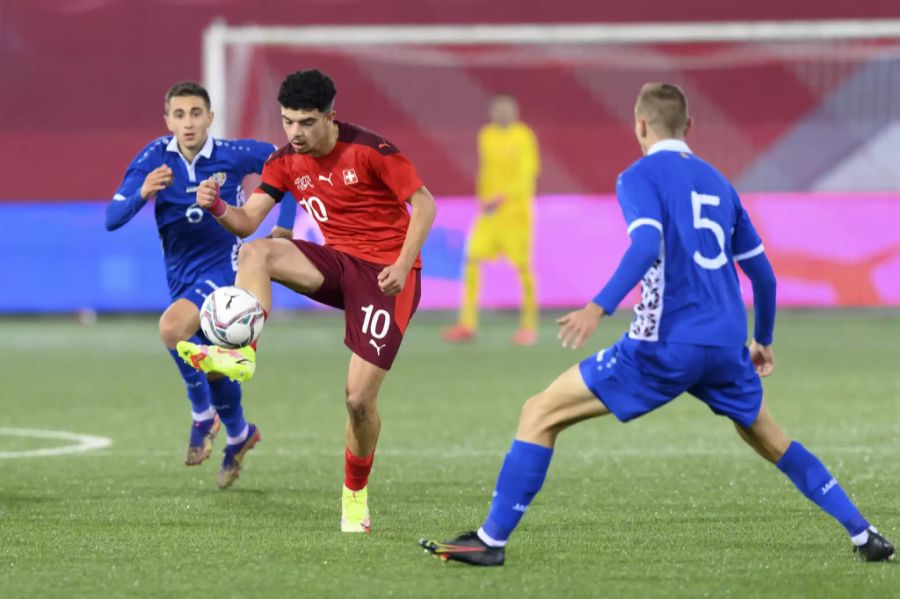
204,18,900,136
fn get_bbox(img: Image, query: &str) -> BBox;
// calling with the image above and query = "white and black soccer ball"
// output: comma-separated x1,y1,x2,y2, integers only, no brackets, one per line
199,286,265,349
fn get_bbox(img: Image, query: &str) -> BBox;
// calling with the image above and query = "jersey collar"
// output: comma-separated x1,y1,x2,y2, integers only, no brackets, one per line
166,135,215,181
647,139,692,156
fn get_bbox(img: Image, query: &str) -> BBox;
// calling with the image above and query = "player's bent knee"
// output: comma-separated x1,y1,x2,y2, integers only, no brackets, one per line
518,393,557,436
345,388,377,422
237,240,271,269
158,312,191,349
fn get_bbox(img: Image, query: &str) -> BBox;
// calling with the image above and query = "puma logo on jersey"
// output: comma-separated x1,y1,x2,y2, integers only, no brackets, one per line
318,173,334,186
369,339,386,356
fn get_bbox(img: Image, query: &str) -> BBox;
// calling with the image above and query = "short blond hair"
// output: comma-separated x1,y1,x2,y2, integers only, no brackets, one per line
636,83,689,136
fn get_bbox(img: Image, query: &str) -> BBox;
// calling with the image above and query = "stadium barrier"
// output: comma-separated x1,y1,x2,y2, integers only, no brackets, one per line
2,193,898,312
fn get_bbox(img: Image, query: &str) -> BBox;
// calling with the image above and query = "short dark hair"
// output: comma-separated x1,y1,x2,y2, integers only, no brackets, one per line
278,69,337,113
636,82,689,136
165,81,211,112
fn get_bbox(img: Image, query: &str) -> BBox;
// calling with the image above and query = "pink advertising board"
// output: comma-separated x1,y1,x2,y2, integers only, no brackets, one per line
411,193,900,309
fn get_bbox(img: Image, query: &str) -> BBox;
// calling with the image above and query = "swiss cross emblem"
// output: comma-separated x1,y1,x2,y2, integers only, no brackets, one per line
343,168,358,185
295,175,313,191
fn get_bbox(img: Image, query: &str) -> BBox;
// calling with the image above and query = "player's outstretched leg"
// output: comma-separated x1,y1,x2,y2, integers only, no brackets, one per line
177,341,257,383
159,299,221,465
420,365,608,565
181,239,322,383
736,401,894,562
341,355,385,533
235,238,324,313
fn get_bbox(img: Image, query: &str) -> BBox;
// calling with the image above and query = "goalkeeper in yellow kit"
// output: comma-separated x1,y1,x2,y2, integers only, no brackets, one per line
443,95,541,346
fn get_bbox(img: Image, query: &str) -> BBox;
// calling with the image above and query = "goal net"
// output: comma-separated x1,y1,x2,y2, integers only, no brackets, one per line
205,21,900,310
205,20,900,194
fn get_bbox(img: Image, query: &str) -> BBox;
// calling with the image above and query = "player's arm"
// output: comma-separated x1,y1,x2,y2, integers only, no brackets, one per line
105,148,172,231
240,140,278,175
558,225,661,349
475,128,504,213
527,127,540,179
739,252,777,376
196,179,275,238
233,139,295,238
475,128,491,202
378,186,437,295
197,152,289,237
558,169,662,350
732,193,777,376
498,128,541,201
513,128,541,194
369,148,436,295
269,192,297,238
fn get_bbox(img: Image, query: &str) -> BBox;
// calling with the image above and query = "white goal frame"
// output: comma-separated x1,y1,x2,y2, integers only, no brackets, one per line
203,18,900,138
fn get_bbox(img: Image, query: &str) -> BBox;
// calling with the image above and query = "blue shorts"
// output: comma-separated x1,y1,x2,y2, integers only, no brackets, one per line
170,270,236,309
578,335,763,428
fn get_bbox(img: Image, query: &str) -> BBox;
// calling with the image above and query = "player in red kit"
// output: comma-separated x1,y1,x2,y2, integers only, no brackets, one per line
178,69,437,532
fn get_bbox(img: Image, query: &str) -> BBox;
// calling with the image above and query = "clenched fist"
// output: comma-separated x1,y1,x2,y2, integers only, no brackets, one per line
196,177,220,209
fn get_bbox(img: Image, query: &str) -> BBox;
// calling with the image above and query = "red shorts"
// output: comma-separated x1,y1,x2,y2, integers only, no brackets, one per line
290,240,421,370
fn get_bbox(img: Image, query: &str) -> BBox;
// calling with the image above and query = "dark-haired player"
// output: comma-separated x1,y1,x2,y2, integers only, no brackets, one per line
106,81,293,488
420,82,894,565
178,69,437,533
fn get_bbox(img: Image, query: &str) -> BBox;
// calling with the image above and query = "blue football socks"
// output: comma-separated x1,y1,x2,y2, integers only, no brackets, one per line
209,377,247,442
776,441,870,538
168,335,212,416
479,440,554,547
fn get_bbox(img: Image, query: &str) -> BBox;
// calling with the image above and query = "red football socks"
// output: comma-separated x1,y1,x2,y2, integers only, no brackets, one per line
344,448,375,491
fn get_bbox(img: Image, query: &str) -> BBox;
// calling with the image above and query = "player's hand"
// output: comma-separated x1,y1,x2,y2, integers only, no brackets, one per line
267,226,293,239
378,262,410,296
196,177,220,209
482,196,504,215
749,340,775,377
556,302,605,350
140,165,173,199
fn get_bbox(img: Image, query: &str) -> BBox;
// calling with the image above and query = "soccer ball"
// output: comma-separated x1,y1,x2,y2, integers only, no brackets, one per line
199,286,265,349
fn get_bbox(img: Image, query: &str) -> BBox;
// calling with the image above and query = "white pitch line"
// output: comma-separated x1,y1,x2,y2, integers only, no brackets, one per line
0,427,113,459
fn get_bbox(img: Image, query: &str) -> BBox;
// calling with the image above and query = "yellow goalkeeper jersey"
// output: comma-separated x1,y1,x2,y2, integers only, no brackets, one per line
476,122,540,220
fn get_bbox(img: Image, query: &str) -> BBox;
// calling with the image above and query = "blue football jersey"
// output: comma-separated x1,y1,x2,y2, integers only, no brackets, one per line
110,135,276,294
616,140,764,347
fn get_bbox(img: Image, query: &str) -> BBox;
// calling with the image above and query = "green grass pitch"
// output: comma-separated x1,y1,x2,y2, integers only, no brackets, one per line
1,311,898,597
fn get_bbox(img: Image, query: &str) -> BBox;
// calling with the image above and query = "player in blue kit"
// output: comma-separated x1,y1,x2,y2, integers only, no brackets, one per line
106,81,290,488
420,83,894,565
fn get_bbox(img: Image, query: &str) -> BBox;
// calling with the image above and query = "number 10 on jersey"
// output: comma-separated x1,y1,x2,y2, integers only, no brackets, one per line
299,196,328,222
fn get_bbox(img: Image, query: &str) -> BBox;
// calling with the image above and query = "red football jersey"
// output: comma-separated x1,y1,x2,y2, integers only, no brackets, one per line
257,121,424,268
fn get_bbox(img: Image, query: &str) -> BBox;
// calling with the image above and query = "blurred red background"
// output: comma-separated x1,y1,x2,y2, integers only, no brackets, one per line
1,0,897,199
